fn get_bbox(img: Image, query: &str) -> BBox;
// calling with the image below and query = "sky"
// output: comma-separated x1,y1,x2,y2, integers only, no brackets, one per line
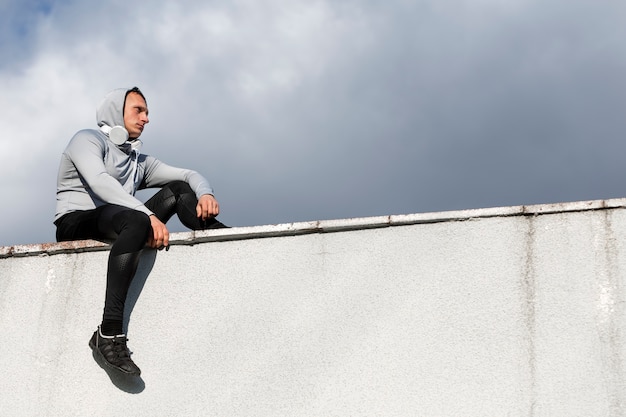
1,0,626,246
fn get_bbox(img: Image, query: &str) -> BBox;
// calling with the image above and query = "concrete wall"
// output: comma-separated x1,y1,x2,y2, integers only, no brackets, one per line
2,199,626,417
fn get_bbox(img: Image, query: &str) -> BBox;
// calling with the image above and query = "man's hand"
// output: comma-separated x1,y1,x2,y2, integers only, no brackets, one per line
148,215,169,249
197,194,220,220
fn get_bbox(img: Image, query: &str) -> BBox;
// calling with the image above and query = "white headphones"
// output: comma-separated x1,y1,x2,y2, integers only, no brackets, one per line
99,124,129,145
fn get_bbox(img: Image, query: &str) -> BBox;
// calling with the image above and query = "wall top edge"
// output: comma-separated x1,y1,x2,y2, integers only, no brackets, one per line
3,197,625,259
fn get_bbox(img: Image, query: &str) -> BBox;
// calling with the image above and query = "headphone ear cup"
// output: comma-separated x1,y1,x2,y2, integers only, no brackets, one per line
109,126,129,145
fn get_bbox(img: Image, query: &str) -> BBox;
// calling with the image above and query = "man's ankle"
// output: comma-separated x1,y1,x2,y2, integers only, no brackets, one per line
100,320,123,336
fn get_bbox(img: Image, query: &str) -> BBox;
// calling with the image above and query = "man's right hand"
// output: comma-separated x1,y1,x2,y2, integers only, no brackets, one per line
148,215,169,249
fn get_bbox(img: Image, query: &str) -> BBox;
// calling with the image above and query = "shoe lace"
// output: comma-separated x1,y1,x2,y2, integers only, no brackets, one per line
111,336,132,359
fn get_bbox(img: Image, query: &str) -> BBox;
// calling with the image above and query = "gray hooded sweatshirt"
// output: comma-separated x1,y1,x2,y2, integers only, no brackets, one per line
55,88,214,221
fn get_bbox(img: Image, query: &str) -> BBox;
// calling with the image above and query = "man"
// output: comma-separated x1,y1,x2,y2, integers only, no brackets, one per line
54,87,227,376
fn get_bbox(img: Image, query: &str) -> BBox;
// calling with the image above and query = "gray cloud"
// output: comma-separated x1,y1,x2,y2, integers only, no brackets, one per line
1,0,626,245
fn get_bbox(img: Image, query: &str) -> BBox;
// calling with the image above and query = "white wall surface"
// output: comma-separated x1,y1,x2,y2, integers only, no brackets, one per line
1,199,626,417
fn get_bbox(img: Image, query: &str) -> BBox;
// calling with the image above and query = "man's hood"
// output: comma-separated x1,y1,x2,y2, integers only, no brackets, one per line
96,88,130,128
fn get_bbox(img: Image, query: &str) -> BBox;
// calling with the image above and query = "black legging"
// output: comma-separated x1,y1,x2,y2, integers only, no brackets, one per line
55,181,225,335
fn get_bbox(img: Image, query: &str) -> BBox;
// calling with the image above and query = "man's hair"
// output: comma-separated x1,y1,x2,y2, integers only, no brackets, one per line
126,86,146,102
122,86,146,116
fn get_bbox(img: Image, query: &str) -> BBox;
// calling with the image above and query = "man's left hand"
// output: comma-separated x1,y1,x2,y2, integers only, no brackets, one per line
197,194,220,220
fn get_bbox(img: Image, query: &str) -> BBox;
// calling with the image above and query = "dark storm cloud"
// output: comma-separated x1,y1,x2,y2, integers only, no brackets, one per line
201,0,626,227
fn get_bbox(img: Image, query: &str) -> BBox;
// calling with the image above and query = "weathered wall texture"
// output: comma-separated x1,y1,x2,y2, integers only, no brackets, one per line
1,199,626,417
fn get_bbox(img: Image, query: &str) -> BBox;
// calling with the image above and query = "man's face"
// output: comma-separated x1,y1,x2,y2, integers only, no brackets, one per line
123,92,149,139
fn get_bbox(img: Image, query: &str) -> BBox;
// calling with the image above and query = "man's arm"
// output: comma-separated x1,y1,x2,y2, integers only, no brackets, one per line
142,157,214,198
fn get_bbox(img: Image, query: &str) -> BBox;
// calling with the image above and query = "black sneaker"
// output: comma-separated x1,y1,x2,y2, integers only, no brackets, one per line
89,327,141,376
203,218,230,229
